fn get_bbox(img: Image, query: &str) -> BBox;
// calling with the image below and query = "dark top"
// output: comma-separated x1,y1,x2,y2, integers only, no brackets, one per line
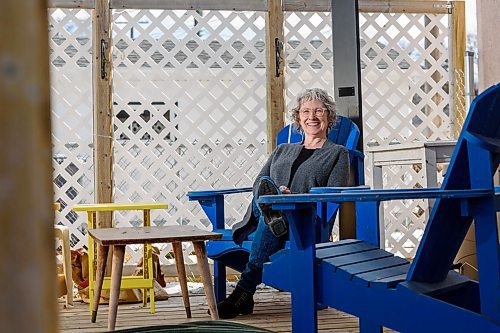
288,147,315,188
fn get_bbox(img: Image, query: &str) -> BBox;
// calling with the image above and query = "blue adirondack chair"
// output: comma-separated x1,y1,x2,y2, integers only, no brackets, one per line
260,84,500,332
188,115,364,302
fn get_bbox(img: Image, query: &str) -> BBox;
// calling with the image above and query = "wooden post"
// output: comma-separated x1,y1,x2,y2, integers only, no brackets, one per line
93,0,114,226
451,1,465,138
476,0,500,92
266,0,285,153
0,0,58,332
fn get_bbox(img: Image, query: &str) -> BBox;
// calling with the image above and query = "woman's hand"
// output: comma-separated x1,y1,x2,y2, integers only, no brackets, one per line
279,185,292,194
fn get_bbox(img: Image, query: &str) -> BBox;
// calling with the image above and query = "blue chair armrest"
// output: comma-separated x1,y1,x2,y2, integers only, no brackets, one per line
259,188,493,247
310,185,370,194
187,187,253,200
258,188,492,206
187,187,252,230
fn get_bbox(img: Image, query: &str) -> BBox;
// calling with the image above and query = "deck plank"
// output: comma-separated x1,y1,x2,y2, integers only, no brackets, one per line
58,287,387,332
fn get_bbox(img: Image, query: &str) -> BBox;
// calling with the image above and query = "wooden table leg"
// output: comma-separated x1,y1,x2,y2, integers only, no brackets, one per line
60,226,74,307
108,245,126,331
193,241,219,320
173,241,191,318
92,244,109,323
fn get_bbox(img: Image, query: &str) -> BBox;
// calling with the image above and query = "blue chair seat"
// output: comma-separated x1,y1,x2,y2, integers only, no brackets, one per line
317,240,410,288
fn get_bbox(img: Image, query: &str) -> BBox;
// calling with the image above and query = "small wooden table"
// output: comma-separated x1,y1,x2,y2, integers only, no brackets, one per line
88,225,222,331
73,203,169,315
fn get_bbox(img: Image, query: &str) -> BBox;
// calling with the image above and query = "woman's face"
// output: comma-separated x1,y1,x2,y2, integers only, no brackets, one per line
299,99,329,138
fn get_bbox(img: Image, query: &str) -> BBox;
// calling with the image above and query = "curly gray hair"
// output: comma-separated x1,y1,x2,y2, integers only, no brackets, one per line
290,88,337,133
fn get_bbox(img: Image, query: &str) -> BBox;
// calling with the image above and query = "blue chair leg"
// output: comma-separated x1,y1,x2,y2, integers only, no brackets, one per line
359,318,383,333
213,261,226,302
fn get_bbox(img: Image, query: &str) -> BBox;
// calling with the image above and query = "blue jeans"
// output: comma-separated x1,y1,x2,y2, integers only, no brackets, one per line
237,177,287,294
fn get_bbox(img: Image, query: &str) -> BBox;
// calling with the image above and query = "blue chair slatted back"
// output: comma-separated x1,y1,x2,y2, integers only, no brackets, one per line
408,83,500,283
276,115,360,150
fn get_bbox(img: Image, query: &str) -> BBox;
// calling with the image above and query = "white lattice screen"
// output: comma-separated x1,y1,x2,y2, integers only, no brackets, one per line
361,13,451,145
284,11,335,103
380,163,447,257
111,9,268,265
50,8,455,264
50,8,94,253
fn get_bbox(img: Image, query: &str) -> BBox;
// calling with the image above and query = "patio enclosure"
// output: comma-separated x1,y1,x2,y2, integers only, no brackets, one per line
50,0,465,266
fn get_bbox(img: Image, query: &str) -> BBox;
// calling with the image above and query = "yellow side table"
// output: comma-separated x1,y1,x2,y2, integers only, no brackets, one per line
72,203,168,315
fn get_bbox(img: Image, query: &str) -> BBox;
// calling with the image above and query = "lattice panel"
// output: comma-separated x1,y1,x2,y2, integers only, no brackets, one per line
284,11,335,107
283,11,452,257
381,164,427,257
111,9,268,265
361,13,452,145
380,162,447,257
49,9,94,252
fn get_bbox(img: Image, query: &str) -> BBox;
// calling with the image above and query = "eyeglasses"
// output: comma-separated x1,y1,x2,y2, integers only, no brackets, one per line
299,108,327,117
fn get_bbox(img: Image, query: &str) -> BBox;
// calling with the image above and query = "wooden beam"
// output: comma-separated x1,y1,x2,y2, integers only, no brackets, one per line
48,0,268,10
285,0,451,13
48,0,452,12
451,1,466,138
359,0,450,13
48,0,94,8
111,0,267,11
476,0,500,92
266,0,285,153
0,0,58,332
93,0,114,227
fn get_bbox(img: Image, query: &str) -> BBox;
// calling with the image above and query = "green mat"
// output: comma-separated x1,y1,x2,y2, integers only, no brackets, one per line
113,320,273,332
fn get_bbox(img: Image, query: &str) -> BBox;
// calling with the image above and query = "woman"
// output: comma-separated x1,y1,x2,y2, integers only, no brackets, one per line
218,88,350,319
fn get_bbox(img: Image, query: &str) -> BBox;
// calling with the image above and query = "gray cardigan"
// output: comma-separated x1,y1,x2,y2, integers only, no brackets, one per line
232,139,350,244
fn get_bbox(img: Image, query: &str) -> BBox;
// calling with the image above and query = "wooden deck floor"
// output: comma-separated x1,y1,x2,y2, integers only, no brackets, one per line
58,287,364,332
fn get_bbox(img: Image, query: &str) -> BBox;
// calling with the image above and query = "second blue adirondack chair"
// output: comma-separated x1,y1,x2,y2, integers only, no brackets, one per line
260,83,500,332
188,115,364,302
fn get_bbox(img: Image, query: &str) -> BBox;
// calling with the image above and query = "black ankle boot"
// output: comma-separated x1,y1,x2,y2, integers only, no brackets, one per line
217,286,254,319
